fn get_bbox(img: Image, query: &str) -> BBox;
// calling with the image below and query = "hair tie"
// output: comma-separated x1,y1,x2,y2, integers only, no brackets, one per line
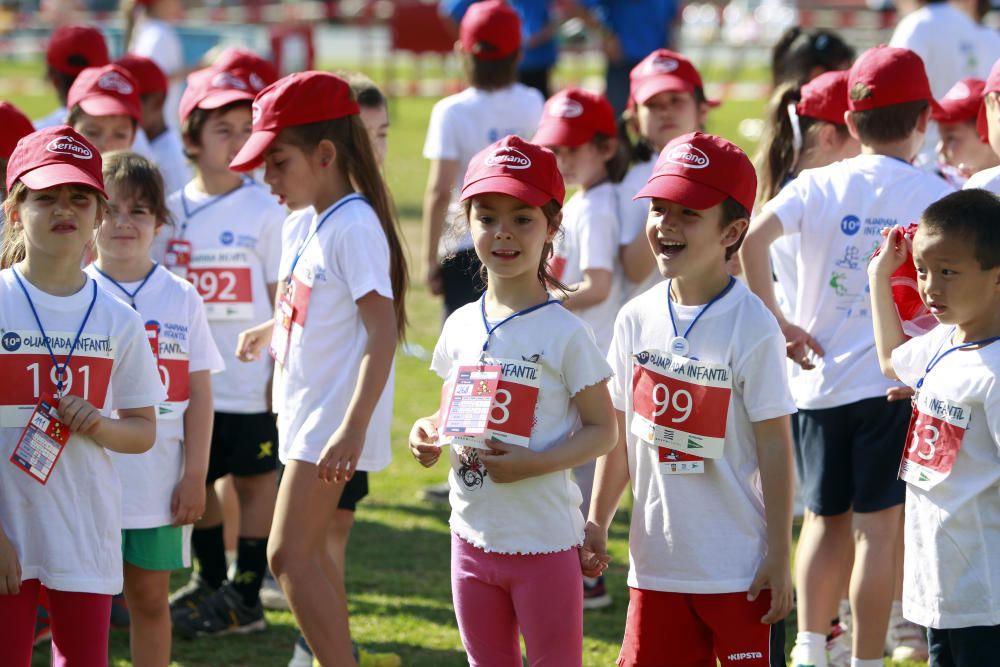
787,103,803,163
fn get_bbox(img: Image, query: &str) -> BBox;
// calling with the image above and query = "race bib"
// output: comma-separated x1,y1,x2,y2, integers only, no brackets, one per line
269,296,294,368
444,357,540,450
659,446,705,475
164,239,192,279
548,255,567,282
9,394,70,484
441,365,502,437
188,249,255,321
899,391,970,490
631,350,732,459
155,338,190,420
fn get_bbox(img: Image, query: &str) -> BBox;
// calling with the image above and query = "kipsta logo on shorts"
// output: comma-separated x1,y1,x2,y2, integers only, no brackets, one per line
220,231,235,245
945,82,971,100
98,71,134,95
550,98,584,119
46,135,93,160
486,147,532,170
2,331,21,352
665,143,709,169
212,72,248,91
841,214,861,236
649,55,679,74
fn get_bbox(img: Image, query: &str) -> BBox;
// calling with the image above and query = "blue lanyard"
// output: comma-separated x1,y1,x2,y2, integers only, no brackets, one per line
479,294,559,354
13,270,98,395
92,263,158,309
287,194,366,286
177,178,251,239
917,327,1000,389
667,276,736,343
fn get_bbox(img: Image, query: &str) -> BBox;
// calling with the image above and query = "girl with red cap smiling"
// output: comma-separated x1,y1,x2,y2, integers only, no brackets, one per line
230,71,407,667
67,63,144,155
408,135,617,666
0,126,164,666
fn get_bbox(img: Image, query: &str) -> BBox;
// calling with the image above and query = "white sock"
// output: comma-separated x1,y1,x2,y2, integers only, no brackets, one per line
792,632,827,667
851,659,883,667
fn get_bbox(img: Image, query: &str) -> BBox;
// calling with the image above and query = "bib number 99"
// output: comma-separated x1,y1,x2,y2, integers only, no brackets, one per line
651,383,693,423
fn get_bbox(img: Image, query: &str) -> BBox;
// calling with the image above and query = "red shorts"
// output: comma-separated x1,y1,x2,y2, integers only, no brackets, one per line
617,588,785,667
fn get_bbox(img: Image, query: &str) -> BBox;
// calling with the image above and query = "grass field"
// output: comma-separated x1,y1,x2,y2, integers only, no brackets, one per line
3,56,929,667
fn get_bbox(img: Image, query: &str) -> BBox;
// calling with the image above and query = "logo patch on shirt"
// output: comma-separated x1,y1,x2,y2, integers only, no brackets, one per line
840,214,861,236
2,331,21,352
220,231,235,245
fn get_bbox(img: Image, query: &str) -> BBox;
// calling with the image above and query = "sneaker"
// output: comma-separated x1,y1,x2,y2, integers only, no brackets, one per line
110,593,130,629
261,571,290,610
583,575,612,610
886,614,928,662
288,635,312,667
825,621,851,667
33,605,51,647
169,572,217,616
419,481,450,505
357,648,402,667
790,639,827,667
172,582,267,639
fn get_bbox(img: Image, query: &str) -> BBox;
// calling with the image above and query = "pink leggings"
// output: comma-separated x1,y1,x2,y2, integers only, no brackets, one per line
0,579,111,667
451,533,583,667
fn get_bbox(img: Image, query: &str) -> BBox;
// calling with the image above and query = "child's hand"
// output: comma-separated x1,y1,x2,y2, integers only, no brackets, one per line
781,322,824,370
868,225,909,280
580,521,611,578
748,553,793,624
480,439,541,483
886,385,916,402
408,418,441,468
317,425,365,484
171,474,206,526
236,320,273,362
56,395,102,436
0,532,21,595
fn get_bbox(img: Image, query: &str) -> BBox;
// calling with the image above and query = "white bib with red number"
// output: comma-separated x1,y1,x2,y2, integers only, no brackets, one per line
899,390,971,490
186,248,255,321
631,350,732,459
442,357,540,450
152,326,190,421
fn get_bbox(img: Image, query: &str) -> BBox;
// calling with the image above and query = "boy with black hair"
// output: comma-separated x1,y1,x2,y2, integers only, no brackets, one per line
869,189,1000,666
741,45,954,667
36,24,110,129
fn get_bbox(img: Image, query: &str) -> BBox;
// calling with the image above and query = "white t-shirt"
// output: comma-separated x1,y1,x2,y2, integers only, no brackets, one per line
608,280,796,593
617,158,660,301
422,84,544,254
550,182,622,353
85,264,224,529
892,326,1000,629
149,130,192,197
270,206,311,415
963,164,1000,192
277,195,394,471
0,269,165,594
432,300,612,554
130,19,184,128
33,106,66,130
158,180,283,414
762,154,954,409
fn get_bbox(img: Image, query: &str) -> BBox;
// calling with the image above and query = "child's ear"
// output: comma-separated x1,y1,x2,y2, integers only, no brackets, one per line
722,216,749,251
547,210,563,242
317,139,337,168
845,110,861,142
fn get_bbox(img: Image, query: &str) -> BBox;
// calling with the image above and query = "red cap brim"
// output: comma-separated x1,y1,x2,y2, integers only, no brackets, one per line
461,175,554,208
633,174,727,210
632,77,721,108
198,89,255,112
20,163,107,198
532,123,590,148
229,129,278,172
78,96,141,123
977,101,990,143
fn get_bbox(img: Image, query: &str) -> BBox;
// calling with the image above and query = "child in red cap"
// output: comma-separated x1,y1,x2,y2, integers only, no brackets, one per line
66,64,143,155
585,131,795,667
409,135,616,666
963,60,1000,193
228,71,408,667
932,79,997,188
742,45,955,667
0,125,164,666
619,49,720,300
0,102,35,199
36,25,111,130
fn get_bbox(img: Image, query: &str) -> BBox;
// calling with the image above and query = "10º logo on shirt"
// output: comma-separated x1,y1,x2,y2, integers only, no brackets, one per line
840,214,861,236
2,331,21,352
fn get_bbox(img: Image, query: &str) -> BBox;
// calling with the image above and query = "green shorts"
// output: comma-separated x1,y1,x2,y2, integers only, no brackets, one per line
121,524,192,571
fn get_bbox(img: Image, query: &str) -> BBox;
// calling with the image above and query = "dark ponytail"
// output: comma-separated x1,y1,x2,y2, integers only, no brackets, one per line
755,83,810,205
771,27,854,88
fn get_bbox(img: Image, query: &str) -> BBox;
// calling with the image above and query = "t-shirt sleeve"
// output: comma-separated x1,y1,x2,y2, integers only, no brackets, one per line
891,329,938,388
606,310,630,411
423,101,459,161
333,217,394,302
430,326,453,380
562,322,613,397
578,198,619,273
735,325,797,422
984,375,1000,455
889,15,927,57
111,310,169,410
761,175,808,236
259,203,286,285
186,288,225,374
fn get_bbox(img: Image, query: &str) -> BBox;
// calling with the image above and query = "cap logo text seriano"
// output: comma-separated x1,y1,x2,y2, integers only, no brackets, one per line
46,136,93,160
212,72,249,91
649,55,679,74
97,71,134,95
666,143,709,169
249,73,266,91
550,98,584,118
486,147,532,170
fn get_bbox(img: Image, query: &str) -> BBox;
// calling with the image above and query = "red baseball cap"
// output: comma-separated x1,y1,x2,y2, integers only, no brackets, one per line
0,102,35,161
67,64,142,122
869,223,937,337
847,45,941,114
532,88,617,148
796,70,850,126
213,47,279,92
179,66,256,124
459,0,521,61
976,62,1000,142
6,126,105,197
629,49,719,108
115,54,168,96
230,71,360,172
46,25,110,77
461,135,565,208
634,131,756,214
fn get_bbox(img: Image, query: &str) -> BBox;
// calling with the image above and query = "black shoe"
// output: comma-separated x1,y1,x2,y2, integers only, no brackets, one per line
169,572,217,618
172,582,266,639
110,593,131,629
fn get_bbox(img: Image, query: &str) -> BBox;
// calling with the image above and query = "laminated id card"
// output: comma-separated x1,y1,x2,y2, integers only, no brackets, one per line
269,296,294,368
442,365,502,437
10,394,71,485
164,239,192,279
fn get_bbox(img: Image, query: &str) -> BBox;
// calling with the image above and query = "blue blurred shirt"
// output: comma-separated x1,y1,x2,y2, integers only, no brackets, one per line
580,0,679,63
441,0,558,70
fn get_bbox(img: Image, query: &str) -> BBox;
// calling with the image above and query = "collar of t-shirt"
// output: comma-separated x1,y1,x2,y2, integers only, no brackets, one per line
9,270,96,313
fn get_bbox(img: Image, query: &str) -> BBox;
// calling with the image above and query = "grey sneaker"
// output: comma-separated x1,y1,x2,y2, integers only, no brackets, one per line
172,582,266,639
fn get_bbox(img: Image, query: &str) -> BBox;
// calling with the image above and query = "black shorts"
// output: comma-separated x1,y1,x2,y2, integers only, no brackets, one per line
929,624,1000,667
276,463,369,512
440,248,485,318
206,412,279,483
796,397,908,516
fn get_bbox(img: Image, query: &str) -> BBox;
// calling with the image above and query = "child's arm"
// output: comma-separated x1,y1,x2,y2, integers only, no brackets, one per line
172,370,213,526
408,411,443,468
581,408,630,577
317,292,397,483
620,229,657,284
481,380,617,482
868,226,910,380
56,397,156,454
560,268,612,310
237,280,283,362
421,159,461,295
0,523,20,595
748,415,795,624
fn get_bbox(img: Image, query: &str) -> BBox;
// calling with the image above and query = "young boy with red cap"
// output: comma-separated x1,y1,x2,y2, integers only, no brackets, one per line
0,102,34,198
159,65,285,639
66,64,143,155
932,79,998,187
36,24,110,129
583,131,795,667
963,59,1000,192
741,45,954,667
